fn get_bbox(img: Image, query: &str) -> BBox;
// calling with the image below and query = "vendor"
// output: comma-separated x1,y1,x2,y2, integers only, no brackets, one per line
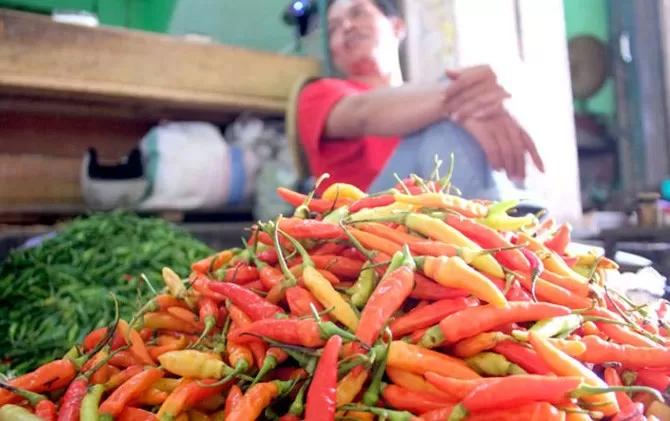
297,0,544,198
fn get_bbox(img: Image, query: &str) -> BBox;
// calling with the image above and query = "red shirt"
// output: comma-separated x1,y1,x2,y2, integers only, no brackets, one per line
297,78,400,191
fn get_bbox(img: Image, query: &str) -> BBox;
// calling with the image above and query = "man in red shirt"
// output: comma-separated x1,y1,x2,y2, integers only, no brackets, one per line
297,0,544,198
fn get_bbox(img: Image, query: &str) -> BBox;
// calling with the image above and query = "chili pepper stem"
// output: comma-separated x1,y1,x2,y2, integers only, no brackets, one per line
339,404,416,421
447,403,468,421
252,355,278,385
571,384,664,402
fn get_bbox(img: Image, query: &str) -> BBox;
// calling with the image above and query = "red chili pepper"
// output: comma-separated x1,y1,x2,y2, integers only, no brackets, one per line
521,248,545,301
56,377,88,421
257,247,279,265
636,370,670,392
157,379,226,420
36,400,58,421
0,382,57,421
493,340,553,375
276,187,336,213
466,401,564,421
242,279,266,292
604,367,635,412
216,265,259,284
310,242,348,256
208,280,283,321
191,276,227,302
305,335,342,421
439,302,571,343
460,375,582,413
0,359,77,405
443,214,530,272
544,223,571,255
227,304,268,367
290,254,364,280
82,327,108,353
340,246,368,262
117,407,157,421
350,194,395,212
484,274,532,301
410,272,470,300
285,286,329,320
255,230,295,252
256,263,284,291
229,317,355,348
390,297,477,338
290,265,341,285
224,384,243,419
357,261,415,346
103,365,144,391
382,384,454,413
278,217,346,240
196,296,219,344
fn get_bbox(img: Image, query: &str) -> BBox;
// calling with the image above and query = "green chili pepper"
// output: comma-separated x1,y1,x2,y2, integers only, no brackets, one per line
465,352,527,376
0,404,43,421
348,263,378,309
362,339,391,406
79,384,105,421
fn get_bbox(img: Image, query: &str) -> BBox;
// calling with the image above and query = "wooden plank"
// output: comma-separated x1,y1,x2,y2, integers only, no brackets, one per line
0,9,321,116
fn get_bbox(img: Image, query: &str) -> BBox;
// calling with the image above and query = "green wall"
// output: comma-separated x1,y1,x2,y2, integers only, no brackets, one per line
168,0,293,52
0,0,293,52
563,0,615,118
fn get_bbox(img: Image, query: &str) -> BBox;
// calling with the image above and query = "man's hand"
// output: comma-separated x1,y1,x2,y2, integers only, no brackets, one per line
443,65,510,122
463,112,545,181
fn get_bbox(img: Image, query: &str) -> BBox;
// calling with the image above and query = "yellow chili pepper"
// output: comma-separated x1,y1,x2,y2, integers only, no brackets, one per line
322,182,367,202
162,267,186,297
348,201,415,223
480,199,538,231
518,233,589,284
404,213,504,278
422,255,507,308
336,368,369,406
303,266,359,331
394,192,488,218
152,378,182,393
158,350,234,379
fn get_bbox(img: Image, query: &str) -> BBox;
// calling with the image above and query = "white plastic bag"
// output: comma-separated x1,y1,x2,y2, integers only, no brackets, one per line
139,122,233,210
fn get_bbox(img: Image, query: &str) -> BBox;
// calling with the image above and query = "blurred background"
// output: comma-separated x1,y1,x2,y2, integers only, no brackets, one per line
1,0,670,276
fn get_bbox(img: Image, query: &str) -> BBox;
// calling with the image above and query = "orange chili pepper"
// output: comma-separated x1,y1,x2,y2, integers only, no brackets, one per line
99,367,164,417
386,341,480,379
157,379,227,420
225,380,293,421
166,306,202,330
452,331,507,358
529,332,619,416
118,407,158,421
143,312,201,334
224,384,243,419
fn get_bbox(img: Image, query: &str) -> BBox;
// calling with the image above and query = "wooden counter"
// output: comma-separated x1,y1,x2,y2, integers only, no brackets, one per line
0,9,321,123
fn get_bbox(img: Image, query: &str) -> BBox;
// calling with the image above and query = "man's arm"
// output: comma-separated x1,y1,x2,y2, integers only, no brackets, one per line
325,82,448,139
325,65,508,139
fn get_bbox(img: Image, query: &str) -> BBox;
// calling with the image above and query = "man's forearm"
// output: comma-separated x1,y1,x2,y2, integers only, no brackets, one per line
325,82,449,139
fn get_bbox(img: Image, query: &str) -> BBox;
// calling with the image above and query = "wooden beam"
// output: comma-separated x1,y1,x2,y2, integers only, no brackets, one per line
0,9,321,118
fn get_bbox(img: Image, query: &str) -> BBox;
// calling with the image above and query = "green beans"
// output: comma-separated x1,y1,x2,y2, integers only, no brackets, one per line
0,212,212,374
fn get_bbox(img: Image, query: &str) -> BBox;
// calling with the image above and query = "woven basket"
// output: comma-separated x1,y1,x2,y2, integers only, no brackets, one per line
0,154,82,205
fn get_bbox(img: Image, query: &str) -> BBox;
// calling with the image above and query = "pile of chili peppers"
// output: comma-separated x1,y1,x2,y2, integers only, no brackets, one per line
2,167,670,421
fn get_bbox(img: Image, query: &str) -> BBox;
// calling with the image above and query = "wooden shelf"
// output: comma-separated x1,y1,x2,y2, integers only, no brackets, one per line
0,9,321,123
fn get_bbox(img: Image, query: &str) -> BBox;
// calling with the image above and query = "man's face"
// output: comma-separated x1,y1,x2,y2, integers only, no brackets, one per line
327,0,402,76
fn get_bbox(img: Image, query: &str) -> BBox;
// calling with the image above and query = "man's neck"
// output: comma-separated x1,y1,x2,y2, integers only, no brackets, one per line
348,57,403,88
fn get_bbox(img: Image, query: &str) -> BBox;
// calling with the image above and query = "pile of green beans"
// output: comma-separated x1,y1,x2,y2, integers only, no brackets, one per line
0,212,212,374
